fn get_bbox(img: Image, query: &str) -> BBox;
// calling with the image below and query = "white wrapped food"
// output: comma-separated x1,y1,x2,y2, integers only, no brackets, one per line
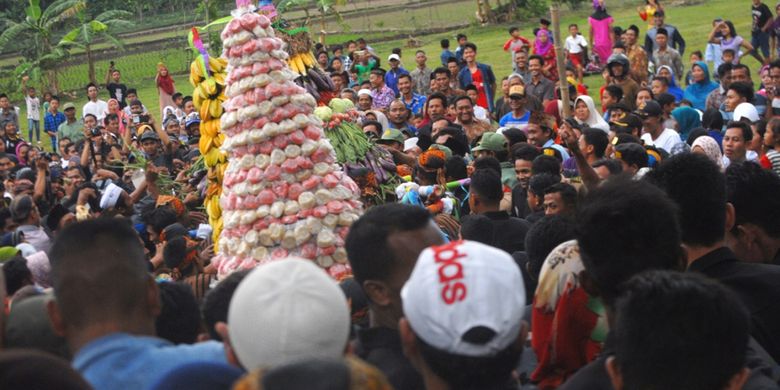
323,214,338,228
316,255,334,268
281,230,297,249
251,246,269,261
270,201,285,218
270,149,286,165
258,229,273,246
315,189,333,205
256,205,270,218
333,248,348,264
245,229,258,245
317,230,336,247
239,209,257,225
268,223,284,243
284,145,301,159
298,192,316,209
284,200,300,215
313,163,329,176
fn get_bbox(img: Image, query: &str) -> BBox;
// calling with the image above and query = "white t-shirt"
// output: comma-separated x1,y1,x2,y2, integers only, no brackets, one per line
641,128,682,153
565,35,588,54
83,100,108,122
473,105,489,122
25,95,40,120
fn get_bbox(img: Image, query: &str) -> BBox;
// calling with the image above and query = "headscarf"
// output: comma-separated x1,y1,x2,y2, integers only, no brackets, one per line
574,95,610,132
671,106,701,141
590,0,610,20
156,63,176,96
691,135,724,171
107,98,128,135
534,30,554,57
656,65,684,102
683,62,718,111
531,240,606,388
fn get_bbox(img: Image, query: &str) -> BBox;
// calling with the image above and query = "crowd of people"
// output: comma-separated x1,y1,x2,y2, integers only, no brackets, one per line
1,0,780,389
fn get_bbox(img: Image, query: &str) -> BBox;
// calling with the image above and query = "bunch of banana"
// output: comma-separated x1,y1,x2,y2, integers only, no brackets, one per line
190,54,228,247
288,51,316,76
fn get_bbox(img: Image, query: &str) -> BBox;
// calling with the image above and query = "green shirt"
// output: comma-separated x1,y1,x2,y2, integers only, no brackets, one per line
355,59,377,84
58,119,84,143
500,161,518,189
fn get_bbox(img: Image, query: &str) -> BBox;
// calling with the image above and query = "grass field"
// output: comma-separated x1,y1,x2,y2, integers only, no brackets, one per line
9,0,762,152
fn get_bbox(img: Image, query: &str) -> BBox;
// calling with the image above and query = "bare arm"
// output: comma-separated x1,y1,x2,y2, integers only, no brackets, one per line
33,160,47,202
560,123,600,191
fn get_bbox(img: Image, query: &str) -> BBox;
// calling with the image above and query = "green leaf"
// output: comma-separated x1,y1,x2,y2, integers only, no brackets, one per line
25,0,41,21
88,20,107,33
0,22,30,51
94,9,133,23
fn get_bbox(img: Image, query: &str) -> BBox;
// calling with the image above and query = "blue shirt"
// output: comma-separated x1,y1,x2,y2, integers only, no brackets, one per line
44,111,66,133
385,68,409,96
499,110,530,129
441,49,456,66
73,333,228,390
402,93,426,116
544,138,571,161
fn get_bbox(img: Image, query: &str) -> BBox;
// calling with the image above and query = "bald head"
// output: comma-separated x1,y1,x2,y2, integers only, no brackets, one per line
50,218,154,330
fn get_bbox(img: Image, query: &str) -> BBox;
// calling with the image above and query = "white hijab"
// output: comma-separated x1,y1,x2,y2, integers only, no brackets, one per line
574,95,610,132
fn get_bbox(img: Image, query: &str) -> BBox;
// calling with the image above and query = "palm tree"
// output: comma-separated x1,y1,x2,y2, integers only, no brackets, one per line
0,0,86,94
59,9,133,85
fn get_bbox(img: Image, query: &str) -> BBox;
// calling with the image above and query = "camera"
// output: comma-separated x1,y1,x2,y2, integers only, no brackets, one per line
90,127,102,137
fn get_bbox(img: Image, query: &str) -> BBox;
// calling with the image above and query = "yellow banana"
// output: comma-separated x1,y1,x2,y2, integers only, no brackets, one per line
295,55,307,75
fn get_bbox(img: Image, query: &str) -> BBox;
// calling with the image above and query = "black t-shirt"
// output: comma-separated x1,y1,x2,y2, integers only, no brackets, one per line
106,83,128,108
353,327,425,390
482,211,531,253
752,3,773,33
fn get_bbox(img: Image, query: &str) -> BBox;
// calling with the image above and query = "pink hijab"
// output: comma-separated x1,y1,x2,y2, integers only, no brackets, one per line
535,30,554,57
106,98,127,135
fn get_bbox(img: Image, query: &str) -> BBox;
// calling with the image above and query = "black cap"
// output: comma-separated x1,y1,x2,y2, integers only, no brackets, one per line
634,100,663,118
615,143,648,169
610,113,643,134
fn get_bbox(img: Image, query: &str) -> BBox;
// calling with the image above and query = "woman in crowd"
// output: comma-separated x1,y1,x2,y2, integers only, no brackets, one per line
156,63,177,119
683,62,718,111
573,95,610,132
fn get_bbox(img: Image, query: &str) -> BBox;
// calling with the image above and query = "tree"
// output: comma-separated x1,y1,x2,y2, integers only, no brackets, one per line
278,0,349,43
59,8,133,85
0,0,86,94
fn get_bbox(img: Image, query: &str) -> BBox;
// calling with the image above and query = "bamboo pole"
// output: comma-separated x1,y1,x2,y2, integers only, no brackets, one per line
550,3,571,119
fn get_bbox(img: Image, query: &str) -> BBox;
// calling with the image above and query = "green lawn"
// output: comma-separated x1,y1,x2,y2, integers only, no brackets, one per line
12,0,760,152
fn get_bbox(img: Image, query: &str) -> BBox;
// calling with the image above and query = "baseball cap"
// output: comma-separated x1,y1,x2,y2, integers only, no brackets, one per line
62,103,75,111
404,137,419,152
610,113,643,134
139,130,160,142
614,142,648,168
377,128,405,145
388,54,401,62
508,85,525,98
185,115,201,128
429,144,453,159
401,240,526,357
634,100,663,118
733,102,759,123
472,132,507,152
99,183,123,209
357,88,372,97
227,258,350,368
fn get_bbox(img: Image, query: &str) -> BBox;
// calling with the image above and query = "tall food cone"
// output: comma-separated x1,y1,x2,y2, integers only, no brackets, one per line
212,3,363,280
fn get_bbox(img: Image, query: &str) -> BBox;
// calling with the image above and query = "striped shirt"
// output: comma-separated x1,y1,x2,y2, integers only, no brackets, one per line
767,150,780,176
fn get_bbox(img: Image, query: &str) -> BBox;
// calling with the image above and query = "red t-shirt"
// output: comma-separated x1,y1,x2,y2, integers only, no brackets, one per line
470,68,489,109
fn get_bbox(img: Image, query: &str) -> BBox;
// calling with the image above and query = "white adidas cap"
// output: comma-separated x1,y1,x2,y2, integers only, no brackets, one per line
401,240,525,357
227,258,350,369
